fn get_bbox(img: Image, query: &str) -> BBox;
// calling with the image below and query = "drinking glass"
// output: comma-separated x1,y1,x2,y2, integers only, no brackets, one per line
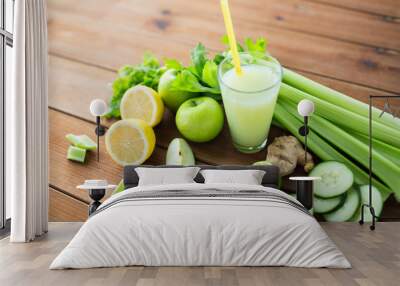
218,52,282,153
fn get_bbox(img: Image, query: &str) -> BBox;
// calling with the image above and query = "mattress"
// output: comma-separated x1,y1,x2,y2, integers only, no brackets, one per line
50,183,351,269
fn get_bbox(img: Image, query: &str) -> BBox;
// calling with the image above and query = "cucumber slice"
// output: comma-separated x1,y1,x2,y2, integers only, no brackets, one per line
67,146,86,163
314,193,346,214
310,161,353,198
357,185,383,222
324,188,359,222
66,134,97,150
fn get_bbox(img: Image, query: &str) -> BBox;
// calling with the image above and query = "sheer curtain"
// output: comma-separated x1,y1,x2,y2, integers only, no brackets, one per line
8,0,48,242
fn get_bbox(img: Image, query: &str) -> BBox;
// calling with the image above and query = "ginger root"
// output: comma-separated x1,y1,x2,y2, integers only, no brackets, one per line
266,136,314,176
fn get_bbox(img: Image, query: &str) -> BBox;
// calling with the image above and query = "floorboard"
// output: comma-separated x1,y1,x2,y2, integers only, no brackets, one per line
0,222,399,286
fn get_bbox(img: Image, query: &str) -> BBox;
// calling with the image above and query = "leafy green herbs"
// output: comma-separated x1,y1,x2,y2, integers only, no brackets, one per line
202,61,219,88
244,37,268,53
164,58,183,70
170,70,220,94
105,53,165,118
213,36,269,64
190,43,208,78
165,38,269,97
167,43,221,96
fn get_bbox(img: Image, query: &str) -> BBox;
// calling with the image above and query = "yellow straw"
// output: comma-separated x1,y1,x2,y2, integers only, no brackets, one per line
220,0,242,75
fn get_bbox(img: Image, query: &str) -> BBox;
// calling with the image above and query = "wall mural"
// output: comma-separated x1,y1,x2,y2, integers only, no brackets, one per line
47,2,400,224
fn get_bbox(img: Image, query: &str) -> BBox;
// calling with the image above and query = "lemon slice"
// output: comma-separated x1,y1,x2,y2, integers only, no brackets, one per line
120,85,164,127
105,119,156,166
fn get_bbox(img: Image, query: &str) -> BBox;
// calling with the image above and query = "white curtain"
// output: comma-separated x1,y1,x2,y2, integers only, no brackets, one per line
8,0,49,242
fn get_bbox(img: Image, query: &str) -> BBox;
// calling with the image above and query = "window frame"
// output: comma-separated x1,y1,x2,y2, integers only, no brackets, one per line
0,0,14,232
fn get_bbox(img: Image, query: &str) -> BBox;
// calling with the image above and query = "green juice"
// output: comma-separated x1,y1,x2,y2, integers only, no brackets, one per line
219,58,281,153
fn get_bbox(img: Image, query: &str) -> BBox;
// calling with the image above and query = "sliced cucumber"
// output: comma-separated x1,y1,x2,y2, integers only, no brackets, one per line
324,188,359,222
310,161,353,198
357,185,383,222
66,134,97,150
314,193,346,214
67,146,86,163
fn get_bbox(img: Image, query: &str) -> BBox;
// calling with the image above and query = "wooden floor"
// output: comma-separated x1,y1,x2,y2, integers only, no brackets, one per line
0,222,399,286
47,0,400,222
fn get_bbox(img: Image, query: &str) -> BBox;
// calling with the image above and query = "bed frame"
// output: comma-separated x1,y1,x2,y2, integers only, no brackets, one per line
123,165,280,190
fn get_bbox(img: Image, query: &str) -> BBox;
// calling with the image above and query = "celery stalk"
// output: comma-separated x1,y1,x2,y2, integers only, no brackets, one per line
352,132,400,166
282,68,400,130
279,83,400,148
280,99,400,196
273,103,392,200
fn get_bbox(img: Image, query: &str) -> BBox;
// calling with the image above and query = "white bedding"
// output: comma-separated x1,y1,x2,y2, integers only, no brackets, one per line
50,183,351,269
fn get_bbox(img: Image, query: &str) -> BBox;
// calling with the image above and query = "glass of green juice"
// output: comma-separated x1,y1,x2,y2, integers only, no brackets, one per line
218,53,282,153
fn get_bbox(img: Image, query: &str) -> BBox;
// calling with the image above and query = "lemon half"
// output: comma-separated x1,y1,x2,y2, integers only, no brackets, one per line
120,85,164,127
105,119,156,166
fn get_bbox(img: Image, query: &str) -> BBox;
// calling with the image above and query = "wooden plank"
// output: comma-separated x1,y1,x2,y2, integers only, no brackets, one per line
47,0,400,93
124,0,400,51
241,0,400,51
48,55,116,116
49,109,168,203
47,0,400,51
308,0,400,17
49,187,88,222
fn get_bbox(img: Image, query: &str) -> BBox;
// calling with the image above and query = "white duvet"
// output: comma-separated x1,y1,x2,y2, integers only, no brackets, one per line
50,183,351,269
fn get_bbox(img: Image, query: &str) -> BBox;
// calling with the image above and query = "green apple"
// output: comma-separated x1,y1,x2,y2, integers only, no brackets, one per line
158,69,197,112
175,97,224,143
166,138,195,166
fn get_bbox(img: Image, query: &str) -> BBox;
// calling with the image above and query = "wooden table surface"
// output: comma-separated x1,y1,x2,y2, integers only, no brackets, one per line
47,0,400,222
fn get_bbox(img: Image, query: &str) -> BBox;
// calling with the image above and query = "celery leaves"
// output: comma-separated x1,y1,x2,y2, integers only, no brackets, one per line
105,53,165,118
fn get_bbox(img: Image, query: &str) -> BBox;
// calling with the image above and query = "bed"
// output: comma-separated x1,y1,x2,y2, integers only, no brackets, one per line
50,165,350,269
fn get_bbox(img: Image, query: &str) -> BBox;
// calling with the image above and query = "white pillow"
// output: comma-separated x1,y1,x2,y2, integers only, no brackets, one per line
200,169,266,185
135,167,200,186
